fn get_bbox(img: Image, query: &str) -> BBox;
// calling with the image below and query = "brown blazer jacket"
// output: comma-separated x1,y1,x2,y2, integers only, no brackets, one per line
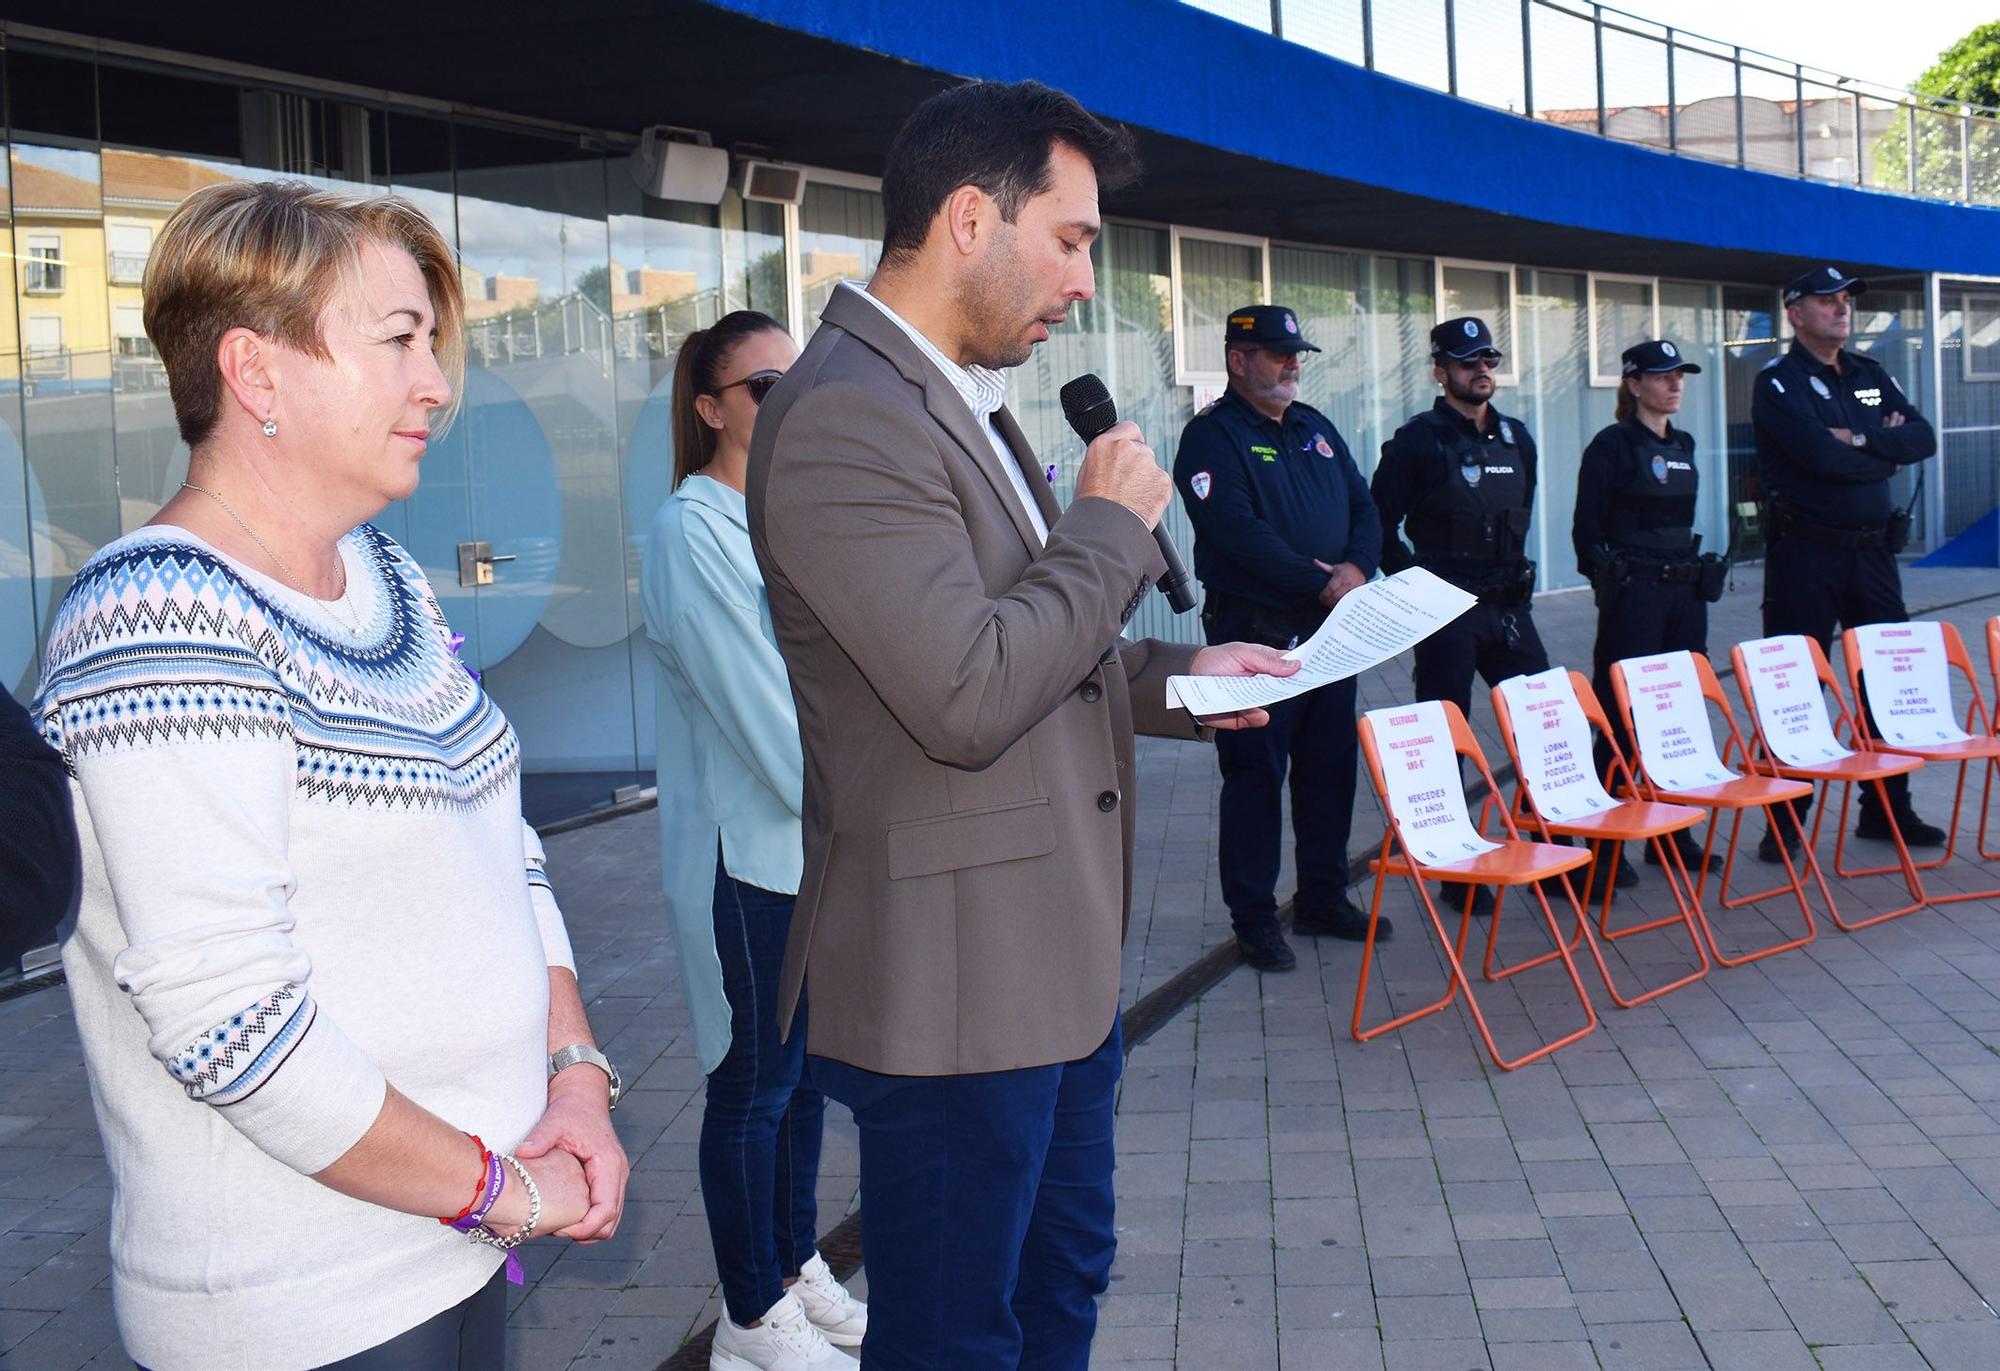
746,284,1202,1077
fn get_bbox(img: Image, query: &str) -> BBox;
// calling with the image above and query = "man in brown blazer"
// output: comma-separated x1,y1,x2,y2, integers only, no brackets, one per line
747,81,1292,1370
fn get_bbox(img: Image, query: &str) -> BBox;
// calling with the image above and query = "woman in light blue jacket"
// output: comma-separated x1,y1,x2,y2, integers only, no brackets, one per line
642,311,863,1371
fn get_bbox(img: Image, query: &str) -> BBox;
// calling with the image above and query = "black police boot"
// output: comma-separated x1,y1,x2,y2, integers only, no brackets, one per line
1758,826,1799,865
1292,894,1392,943
1646,827,1716,875
1584,850,1638,901
1236,922,1297,973
1856,804,1947,847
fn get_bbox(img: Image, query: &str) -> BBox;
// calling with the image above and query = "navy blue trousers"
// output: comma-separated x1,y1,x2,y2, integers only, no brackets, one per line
810,1019,1122,1371
699,858,825,1325
1763,537,1911,824
1592,578,1708,779
1214,676,1361,932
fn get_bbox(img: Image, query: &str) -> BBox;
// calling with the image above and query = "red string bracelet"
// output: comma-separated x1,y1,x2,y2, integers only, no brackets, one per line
438,1134,490,1226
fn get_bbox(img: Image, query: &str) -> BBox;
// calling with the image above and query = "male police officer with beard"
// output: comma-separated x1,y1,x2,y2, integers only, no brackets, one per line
1374,317,1549,714
1175,305,1384,973
1756,266,1943,859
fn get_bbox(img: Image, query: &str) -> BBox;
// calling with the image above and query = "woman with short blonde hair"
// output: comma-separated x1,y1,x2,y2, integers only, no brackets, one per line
35,178,628,1370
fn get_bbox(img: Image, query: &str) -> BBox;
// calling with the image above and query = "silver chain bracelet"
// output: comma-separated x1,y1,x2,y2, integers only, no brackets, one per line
467,1152,540,1251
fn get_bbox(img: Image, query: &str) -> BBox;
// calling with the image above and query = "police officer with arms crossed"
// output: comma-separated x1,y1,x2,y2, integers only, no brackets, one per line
1174,305,1385,973
1574,340,1725,891
1373,317,1547,915
1756,265,1942,857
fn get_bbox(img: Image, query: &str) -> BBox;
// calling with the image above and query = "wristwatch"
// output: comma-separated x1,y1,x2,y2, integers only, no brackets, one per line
548,1043,623,1110
1850,432,1868,448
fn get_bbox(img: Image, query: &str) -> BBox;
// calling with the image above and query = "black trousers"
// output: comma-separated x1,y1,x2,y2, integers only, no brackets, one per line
1410,599,1552,721
1207,603,1361,932
1762,536,1912,823
1592,578,1708,779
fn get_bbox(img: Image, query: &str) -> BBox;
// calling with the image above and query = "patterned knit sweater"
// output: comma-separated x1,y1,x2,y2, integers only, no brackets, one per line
35,523,574,1371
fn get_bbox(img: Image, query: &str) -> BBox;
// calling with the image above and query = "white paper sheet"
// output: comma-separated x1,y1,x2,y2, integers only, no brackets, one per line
1621,650,1738,792
1167,567,1477,715
1366,699,1501,866
1496,669,1619,822
1853,621,1973,747
1737,634,1853,767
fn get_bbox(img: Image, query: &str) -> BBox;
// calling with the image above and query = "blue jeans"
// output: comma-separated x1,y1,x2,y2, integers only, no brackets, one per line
811,1018,1122,1371
700,857,825,1326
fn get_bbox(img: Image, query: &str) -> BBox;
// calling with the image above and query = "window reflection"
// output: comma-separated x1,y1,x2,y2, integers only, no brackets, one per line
799,183,883,334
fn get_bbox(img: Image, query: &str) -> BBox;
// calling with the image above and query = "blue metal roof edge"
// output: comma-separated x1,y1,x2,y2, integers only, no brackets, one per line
702,0,2000,277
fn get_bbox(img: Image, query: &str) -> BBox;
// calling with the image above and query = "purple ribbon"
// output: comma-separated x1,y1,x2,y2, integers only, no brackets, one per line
1044,463,1059,485
447,630,481,683
450,1152,506,1233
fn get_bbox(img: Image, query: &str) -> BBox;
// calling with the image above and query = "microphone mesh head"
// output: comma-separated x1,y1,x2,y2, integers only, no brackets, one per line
1059,373,1117,440
1059,373,1111,422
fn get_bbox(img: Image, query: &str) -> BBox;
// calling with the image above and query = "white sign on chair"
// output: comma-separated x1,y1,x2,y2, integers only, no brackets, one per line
1738,635,1852,767
1621,651,1737,792
1496,669,1619,823
1852,622,1973,747
1366,700,1501,867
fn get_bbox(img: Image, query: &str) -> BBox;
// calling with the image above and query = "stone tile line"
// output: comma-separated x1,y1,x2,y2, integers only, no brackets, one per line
0,564,1995,1369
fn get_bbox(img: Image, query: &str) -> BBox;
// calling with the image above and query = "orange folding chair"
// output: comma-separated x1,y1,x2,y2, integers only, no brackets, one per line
1986,616,2000,861
1731,634,1927,930
1354,699,1597,1071
1841,621,2000,894
1610,650,1822,967
1490,669,1710,1008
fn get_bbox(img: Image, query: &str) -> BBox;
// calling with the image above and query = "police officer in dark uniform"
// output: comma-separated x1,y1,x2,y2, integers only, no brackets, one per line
1575,340,1724,888
1374,317,1550,715
1756,266,1943,857
1173,305,1385,973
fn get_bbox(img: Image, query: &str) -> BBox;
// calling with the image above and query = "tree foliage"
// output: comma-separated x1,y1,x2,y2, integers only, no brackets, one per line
1872,21,2000,201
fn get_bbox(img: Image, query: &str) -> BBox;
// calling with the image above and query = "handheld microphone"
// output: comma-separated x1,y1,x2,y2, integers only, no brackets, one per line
1058,374,1196,615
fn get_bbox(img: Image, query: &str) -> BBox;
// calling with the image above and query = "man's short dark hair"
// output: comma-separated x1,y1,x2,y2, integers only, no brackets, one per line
880,80,1140,265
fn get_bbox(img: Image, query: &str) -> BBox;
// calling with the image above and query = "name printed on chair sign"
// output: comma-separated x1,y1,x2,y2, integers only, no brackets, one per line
1622,651,1737,792
1365,699,1500,866
1496,670,1618,822
1741,635,1853,767
1853,622,1972,747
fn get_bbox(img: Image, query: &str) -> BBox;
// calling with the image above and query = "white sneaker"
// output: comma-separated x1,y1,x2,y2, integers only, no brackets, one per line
789,1251,868,1348
711,1288,856,1371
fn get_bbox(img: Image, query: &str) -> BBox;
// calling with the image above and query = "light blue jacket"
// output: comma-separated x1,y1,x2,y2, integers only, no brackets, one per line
641,474,804,1074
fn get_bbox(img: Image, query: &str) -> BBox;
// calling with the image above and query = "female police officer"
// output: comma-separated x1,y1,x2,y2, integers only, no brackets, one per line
1573,339,1722,888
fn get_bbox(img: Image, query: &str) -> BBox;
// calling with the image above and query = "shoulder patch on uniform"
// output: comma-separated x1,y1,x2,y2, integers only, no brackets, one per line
1190,471,1213,501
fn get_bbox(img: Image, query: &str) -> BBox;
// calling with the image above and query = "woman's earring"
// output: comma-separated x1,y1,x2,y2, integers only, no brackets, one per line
262,417,278,438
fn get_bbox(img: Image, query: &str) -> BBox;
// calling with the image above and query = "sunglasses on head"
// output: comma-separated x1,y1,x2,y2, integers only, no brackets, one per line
715,370,783,405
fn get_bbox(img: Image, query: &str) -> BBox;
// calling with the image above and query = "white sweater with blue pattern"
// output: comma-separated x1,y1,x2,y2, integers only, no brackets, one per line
35,523,574,1371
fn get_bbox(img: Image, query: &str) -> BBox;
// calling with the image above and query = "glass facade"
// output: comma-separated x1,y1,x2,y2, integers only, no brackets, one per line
1,38,1979,808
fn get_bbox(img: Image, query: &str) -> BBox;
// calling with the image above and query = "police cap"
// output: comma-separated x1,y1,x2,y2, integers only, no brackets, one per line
1620,339,1702,376
1783,265,1868,306
1431,316,1501,361
1224,305,1320,353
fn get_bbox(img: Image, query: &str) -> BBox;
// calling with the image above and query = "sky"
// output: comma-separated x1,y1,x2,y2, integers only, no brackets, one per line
1609,0,1991,90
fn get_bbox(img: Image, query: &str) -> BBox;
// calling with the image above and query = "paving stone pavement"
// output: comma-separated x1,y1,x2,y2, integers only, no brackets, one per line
2,563,1999,1369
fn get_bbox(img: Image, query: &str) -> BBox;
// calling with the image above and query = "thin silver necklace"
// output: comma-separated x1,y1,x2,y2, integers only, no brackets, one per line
179,481,365,638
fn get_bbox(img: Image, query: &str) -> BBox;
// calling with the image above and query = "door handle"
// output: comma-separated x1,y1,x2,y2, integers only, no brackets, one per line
457,541,515,587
